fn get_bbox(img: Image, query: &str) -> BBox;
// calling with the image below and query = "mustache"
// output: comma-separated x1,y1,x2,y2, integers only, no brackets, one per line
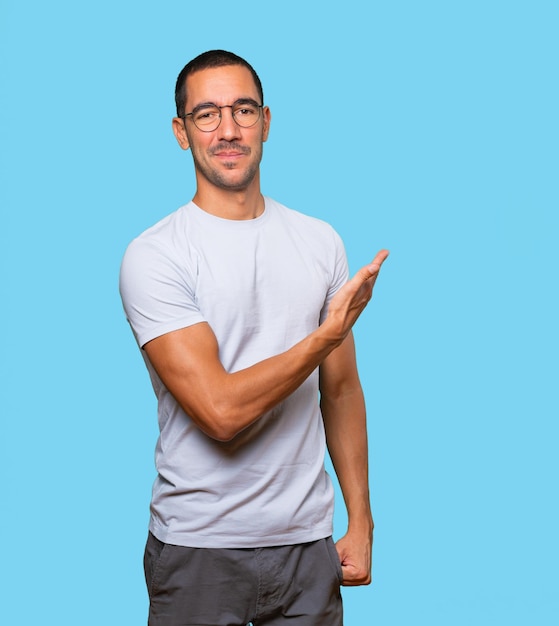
209,142,251,155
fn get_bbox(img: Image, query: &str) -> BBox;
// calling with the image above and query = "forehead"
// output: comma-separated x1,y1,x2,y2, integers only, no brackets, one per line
185,65,260,109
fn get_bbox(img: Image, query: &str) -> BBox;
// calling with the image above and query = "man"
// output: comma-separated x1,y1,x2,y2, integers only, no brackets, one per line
120,50,388,626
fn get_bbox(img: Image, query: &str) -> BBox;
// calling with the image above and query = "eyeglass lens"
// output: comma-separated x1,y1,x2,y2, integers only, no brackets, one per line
191,102,261,131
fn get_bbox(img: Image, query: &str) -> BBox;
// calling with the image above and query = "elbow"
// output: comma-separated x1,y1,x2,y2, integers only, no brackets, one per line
174,388,258,442
204,422,239,442
196,401,249,442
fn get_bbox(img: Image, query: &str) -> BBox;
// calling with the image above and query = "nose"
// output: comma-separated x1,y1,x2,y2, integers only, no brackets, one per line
217,106,241,141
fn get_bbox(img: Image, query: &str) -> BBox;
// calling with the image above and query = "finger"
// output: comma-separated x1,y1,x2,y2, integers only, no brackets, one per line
356,249,389,283
340,565,371,586
366,249,389,274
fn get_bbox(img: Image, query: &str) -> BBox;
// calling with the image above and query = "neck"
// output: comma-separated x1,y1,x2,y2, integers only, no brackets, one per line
192,179,265,221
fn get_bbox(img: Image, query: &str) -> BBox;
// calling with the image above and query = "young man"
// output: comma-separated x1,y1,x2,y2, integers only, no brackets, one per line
120,50,388,626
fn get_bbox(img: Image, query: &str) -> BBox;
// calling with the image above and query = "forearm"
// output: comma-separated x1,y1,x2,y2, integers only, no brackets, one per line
321,364,374,586
212,322,345,439
145,318,344,442
144,251,388,441
321,387,373,533
218,253,388,439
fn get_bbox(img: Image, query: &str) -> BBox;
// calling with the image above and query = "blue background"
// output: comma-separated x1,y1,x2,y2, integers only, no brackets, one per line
1,1,557,624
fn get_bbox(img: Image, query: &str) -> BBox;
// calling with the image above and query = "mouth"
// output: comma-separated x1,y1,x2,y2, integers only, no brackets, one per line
210,143,250,159
214,151,245,158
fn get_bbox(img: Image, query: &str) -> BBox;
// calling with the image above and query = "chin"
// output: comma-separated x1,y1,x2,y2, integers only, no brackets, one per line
208,168,258,192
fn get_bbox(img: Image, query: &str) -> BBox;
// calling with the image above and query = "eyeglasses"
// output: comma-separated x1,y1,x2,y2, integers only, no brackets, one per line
182,99,263,132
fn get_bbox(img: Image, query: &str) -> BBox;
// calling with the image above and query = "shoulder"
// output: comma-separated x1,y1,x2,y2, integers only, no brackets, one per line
121,204,195,269
124,204,189,252
120,204,200,300
265,197,343,245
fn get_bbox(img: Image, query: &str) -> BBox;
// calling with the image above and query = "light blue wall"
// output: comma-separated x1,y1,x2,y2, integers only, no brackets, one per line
1,1,557,624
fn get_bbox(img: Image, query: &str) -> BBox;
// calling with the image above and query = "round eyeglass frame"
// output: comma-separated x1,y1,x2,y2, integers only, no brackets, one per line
181,102,264,132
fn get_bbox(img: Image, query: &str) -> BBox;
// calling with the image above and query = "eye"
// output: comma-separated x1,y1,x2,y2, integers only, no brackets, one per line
193,107,220,124
234,106,257,117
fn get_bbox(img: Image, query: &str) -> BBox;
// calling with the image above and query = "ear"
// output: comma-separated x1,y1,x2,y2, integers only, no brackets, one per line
262,106,271,142
172,117,190,150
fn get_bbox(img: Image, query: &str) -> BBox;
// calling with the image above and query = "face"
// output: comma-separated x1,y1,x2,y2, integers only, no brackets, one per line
172,65,271,193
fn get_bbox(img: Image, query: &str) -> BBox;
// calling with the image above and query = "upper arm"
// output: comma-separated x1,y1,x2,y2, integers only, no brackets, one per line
121,237,228,436
319,331,362,404
144,322,231,439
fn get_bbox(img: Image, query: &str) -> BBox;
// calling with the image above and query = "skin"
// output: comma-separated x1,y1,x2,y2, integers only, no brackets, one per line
171,65,271,220
151,64,389,585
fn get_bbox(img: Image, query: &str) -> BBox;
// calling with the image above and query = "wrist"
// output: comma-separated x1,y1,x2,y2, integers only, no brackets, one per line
347,508,374,536
315,316,346,349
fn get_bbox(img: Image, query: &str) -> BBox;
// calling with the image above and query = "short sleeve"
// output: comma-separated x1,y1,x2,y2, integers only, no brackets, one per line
319,228,349,324
119,237,206,348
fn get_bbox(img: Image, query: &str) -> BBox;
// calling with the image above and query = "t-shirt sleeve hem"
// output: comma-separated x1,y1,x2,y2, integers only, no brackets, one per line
136,315,206,349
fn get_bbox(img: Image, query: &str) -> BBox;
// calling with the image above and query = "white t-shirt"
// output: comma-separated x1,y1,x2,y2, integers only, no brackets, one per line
119,197,349,548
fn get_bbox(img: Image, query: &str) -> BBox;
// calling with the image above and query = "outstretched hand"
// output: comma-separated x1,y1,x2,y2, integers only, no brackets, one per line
325,249,389,342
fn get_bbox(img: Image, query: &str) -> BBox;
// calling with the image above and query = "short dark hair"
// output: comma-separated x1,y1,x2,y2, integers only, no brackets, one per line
175,50,264,117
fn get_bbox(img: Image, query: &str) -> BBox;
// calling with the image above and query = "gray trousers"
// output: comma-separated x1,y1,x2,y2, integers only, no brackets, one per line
144,532,344,626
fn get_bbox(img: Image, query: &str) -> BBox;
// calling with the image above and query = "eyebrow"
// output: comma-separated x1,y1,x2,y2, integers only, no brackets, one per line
191,98,261,114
